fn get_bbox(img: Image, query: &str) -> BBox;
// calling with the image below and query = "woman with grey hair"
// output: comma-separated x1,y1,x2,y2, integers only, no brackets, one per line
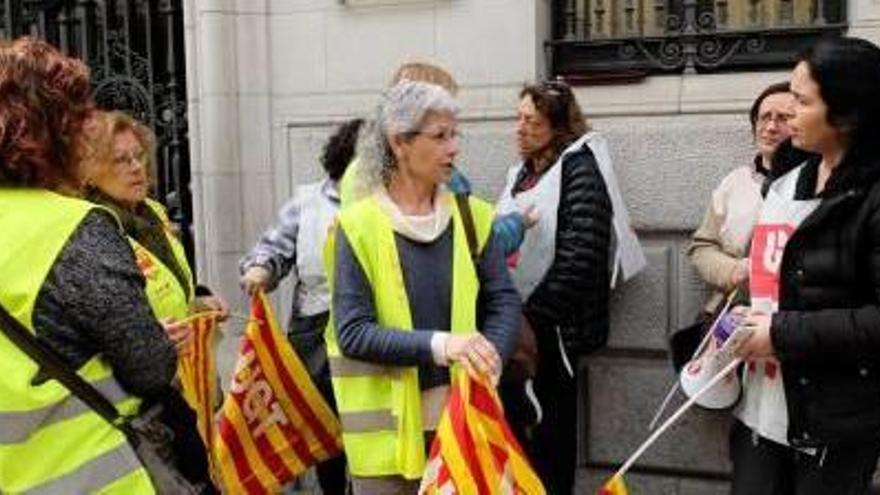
326,80,521,493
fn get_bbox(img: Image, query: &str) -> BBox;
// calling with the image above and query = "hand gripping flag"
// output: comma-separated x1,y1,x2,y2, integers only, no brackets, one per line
214,291,343,493
177,312,222,479
418,372,545,495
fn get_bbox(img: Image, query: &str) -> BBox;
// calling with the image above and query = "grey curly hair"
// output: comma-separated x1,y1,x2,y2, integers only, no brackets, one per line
351,80,459,200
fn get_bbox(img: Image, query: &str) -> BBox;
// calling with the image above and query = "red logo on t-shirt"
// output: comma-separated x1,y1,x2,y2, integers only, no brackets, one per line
749,223,795,302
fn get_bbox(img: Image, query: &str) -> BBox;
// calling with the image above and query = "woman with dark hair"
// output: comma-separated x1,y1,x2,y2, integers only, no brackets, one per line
239,117,363,494
688,82,793,316
0,38,199,493
731,36,880,494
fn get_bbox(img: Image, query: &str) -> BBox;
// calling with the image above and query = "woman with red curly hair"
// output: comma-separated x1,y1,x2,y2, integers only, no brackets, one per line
0,38,208,493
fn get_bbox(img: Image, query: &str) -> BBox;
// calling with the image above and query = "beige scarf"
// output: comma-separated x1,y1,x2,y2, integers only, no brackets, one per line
375,186,452,243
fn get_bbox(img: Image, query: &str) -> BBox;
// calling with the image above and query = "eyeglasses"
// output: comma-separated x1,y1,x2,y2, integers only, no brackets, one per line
114,151,148,169
412,128,461,144
758,111,793,127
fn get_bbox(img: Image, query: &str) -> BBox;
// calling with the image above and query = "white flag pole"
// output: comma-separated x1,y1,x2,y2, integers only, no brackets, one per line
648,290,738,430
617,357,742,479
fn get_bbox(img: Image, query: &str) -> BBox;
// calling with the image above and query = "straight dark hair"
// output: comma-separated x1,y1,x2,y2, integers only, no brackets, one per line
799,37,880,172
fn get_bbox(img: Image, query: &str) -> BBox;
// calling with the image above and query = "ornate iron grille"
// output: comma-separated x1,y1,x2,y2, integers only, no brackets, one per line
549,0,846,80
1,0,194,264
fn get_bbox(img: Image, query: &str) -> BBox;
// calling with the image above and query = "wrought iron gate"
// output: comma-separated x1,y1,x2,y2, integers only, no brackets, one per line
1,0,194,264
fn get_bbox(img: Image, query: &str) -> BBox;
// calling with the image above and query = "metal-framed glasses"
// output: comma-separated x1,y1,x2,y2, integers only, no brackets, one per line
412,128,462,144
113,150,148,169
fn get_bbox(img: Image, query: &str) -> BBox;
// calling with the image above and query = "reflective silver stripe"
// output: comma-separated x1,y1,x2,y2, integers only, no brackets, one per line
328,356,396,378
26,441,144,495
0,376,130,444
340,409,396,433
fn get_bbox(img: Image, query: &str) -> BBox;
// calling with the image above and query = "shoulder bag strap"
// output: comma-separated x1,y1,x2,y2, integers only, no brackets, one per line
454,193,480,266
0,302,130,433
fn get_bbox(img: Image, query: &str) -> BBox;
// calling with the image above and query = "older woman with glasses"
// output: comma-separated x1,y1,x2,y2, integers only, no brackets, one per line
326,80,520,494
83,111,228,332
79,110,224,490
687,82,795,319
0,38,206,493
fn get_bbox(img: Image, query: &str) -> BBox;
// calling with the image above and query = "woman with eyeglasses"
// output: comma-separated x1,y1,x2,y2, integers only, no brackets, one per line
687,83,795,323
83,110,229,339
326,80,520,494
726,36,880,494
0,39,206,493
79,111,226,492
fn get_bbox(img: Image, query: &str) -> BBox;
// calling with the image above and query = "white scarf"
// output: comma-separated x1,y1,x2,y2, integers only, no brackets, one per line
497,131,646,298
374,186,452,243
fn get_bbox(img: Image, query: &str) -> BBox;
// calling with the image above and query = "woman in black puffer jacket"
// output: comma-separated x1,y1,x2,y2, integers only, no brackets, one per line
732,37,880,495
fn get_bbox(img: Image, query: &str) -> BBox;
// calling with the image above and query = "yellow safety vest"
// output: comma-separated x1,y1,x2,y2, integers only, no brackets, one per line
324,192,494,479
0,188,154,494
130,199,194,322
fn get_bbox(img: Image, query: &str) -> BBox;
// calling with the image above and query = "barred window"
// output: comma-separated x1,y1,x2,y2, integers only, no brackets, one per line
549,0,845,81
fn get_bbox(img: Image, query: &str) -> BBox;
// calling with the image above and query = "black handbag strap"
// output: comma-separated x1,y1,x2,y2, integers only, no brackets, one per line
454,193,480,265
0,302,130,432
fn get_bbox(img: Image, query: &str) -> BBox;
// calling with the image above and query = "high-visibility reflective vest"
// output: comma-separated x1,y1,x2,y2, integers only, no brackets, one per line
0,188,154,494
130,198,193,322
324,192,494,479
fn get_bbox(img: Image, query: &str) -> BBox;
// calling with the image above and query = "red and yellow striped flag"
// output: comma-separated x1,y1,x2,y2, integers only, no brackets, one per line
597,474,628,495
419,372,545,495
177,312,221,479
214,291,343,494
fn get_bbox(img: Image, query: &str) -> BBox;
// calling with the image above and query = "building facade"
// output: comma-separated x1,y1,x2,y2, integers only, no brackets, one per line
183,0,880,491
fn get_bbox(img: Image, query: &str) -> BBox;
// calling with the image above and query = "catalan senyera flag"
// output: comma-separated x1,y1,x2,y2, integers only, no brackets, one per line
177,312,221,478
418,372,545,495
597,474,628,495
214,291,343,494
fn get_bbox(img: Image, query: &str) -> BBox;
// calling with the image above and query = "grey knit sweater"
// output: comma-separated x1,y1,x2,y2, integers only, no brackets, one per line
30,210,177,399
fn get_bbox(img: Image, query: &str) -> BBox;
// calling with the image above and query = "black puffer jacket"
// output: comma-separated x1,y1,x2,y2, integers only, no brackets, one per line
513,145,613,355
770,156,880,448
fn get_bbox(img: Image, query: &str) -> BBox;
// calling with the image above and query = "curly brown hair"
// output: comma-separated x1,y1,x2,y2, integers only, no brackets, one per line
0,37,93,188
520,80,590,157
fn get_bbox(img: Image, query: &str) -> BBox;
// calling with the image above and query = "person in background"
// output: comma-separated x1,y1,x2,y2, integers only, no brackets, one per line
688,82,794,314
0,37,203,493
80,109,221,491
84,110,229,330
239,117,363,495
732,36,880,494
328,80,520,494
